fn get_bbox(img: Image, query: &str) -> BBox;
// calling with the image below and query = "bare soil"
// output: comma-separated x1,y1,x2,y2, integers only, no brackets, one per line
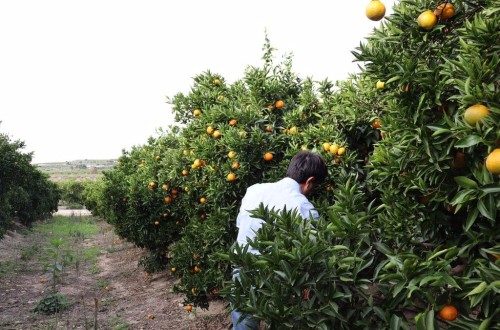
0,217,231,330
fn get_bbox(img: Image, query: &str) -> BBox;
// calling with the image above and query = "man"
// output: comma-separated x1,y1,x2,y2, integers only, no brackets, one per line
231,150,328,329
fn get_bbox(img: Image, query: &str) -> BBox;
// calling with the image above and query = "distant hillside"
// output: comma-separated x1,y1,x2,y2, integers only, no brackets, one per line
36,159,117,182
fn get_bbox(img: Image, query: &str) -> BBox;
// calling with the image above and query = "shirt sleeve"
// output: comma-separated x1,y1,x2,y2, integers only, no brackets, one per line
300,202,319,221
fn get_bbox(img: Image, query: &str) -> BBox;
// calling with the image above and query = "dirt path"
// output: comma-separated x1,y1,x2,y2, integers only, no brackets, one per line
0,216,230,330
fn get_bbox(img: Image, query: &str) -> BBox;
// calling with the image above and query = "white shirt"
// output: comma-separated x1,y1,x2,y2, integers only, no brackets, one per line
235,177,319,255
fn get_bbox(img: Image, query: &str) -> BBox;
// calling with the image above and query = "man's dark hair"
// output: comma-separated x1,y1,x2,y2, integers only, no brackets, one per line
286,151,328,184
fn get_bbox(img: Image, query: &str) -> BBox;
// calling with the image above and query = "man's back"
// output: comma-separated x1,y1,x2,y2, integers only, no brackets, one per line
235,177,318,254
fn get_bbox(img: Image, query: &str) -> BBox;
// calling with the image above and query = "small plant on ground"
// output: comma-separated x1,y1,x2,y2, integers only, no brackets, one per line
42,238,74,291
33,293,71,315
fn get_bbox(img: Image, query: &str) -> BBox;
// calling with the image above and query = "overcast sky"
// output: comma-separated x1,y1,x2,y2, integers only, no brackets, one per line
0,0,396,164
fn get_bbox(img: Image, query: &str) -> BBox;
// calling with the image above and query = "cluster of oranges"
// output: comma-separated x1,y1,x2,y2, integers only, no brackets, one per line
417,3,456,30
366,1,457,30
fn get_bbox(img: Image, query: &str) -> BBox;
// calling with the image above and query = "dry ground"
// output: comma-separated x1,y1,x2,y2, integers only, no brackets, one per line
0,216,231,330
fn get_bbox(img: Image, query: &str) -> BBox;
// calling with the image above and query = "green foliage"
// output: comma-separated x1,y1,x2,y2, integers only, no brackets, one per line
0,131,61,235
84,1,499,327
57,179,92,206
33,293,71,315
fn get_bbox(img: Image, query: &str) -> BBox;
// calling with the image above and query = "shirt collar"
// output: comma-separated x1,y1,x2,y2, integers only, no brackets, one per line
280,177,301,193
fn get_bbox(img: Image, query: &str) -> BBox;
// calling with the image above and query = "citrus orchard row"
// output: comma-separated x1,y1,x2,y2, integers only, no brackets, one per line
84,1,499,328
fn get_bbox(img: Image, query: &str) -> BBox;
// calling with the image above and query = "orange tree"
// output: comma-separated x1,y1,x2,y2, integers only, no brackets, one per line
223,0,499,328
85,0,499,327
354,0,499,328
0,130,60,237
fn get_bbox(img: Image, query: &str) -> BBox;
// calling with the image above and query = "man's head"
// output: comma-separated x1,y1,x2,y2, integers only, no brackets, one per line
286,151,328,195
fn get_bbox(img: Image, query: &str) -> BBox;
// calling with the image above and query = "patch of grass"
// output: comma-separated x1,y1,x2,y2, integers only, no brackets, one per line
0,260,16,278
84,247,101,263
33,293,72,315
20,244,39,261
89,264,101,274
109,315,130,330
35,216,100,238
96,278,110,289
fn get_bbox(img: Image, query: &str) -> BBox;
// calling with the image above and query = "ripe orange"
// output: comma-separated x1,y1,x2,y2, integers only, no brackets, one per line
229,119,237,126
200,197,207,203
193,159,202,168
372,120,382,129
366,0,386,21
434,3,455,20
182,169,189,176
485,149,500,174
185,304,193,312
275,100,285,109
171,267,176,273
214,78,221,86
162,184,169,190
194,265,201,272
438,305,458,321
263,152,274,161
323,142,331,152
213,130,222,138
330,143,339,155
231,161,240,170
193,109,201,116
288,126,297,135
464,104,490,126
337,147,346,156
265,125,272,132
228,151,236,159
155,155,161,161
376,80,385,89
227,173,237,181
172,188,179,195
417,10,438,30
164,196,172,203
206,126,214,135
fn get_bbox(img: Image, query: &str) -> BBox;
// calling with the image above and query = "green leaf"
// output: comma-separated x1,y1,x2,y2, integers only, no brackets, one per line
479,184,500,194
454,176,478,189
465,207,479,231
390,314,402,330
477,198,495,221
425,310,435,330
455,135,482,148
466,281,487,297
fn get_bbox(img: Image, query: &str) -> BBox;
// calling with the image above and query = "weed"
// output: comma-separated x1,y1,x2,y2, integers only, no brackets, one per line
89,264,101,274
20,244,39,261
33,293,71,315
0,260,16,278
96,278,110,289
109,316,130,330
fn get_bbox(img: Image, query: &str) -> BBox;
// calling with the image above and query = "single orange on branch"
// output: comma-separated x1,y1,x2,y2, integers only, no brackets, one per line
366,0,386,21
372,120,382,129
464,104,490,126
434,3,456,20
485,149,500,174
263,152,274,161
438,305,458,321
275,100,285,109
417,10,438,30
